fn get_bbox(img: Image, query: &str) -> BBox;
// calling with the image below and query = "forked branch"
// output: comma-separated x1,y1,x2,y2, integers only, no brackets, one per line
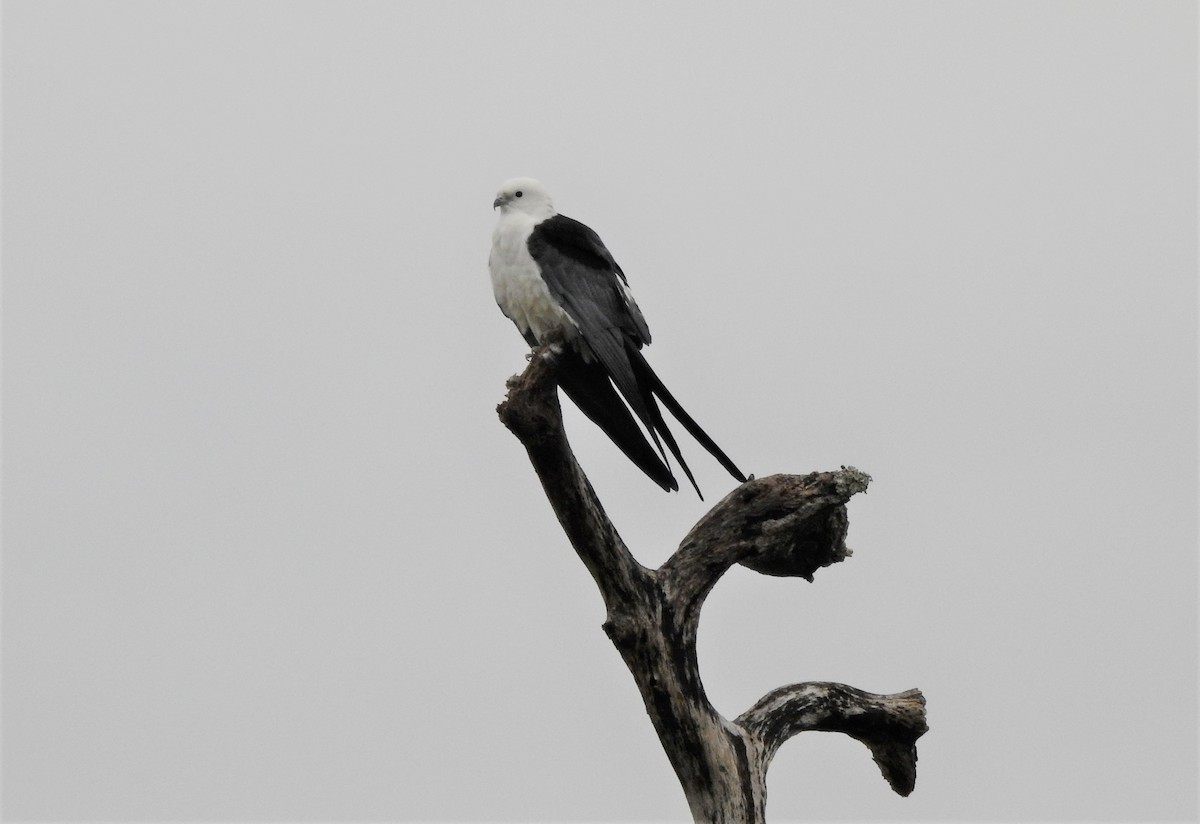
497,342,927,823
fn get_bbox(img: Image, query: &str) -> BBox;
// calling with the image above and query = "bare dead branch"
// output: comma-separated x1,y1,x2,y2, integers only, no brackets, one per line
497,342,653,611
659,469,867,635
496,346,927,823
737,683,928,797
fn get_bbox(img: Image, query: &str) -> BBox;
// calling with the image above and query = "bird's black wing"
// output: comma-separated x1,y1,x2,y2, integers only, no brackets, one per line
527,217,652,407
527,215,684,489
527,215,650,342
528,214,745,497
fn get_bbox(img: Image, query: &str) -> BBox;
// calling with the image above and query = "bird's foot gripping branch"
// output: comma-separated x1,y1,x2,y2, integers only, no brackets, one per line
497,344,928,824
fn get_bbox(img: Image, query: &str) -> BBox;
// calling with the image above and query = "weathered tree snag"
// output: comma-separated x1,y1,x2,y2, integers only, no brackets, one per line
737,684,927,797
497,342,928,823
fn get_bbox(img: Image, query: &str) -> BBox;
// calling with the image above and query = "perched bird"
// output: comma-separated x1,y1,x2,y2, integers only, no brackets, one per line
488,177,746,497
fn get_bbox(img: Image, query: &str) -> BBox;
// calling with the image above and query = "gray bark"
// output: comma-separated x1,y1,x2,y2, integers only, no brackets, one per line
497,342,927,823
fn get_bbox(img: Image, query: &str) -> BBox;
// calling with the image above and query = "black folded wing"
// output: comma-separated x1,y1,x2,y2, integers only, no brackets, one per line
526,214,746,498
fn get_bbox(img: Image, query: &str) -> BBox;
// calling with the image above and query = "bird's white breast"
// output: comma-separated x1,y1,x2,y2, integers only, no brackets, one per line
489,213,578,343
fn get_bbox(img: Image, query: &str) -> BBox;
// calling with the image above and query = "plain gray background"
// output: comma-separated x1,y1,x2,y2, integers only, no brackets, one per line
3,1,1196,821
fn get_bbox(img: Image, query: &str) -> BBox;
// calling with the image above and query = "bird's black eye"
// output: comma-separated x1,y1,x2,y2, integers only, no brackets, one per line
515,191,523,198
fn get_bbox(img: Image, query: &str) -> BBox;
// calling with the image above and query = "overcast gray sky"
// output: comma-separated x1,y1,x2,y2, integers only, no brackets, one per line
3,1,1196,821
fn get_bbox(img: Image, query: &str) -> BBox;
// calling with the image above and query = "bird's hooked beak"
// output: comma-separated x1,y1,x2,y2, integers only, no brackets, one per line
493,194,510,210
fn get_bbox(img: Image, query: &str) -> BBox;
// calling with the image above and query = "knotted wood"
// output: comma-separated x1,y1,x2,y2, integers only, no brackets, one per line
497,342,927,823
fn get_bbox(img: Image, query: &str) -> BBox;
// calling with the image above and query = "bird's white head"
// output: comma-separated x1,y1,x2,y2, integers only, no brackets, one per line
492,177,555,218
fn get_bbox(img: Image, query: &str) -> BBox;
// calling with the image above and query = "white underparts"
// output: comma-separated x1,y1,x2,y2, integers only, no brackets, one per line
489,212,578,344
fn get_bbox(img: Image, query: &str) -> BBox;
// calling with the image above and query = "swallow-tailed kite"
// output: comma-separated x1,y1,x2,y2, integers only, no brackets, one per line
488,177,746,497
